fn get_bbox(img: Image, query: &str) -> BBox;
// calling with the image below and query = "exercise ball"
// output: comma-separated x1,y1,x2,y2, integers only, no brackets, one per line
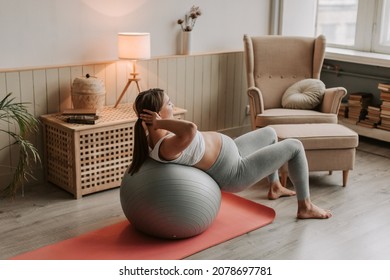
120,159,221,239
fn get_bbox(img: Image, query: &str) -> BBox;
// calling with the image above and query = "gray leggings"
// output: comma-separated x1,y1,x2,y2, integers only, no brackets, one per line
205,127,309,200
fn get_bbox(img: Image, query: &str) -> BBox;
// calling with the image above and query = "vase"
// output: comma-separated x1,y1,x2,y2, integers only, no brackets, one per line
181,31,192,55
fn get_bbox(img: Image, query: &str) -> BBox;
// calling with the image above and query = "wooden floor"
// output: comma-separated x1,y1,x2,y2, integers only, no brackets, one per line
1,136,389,260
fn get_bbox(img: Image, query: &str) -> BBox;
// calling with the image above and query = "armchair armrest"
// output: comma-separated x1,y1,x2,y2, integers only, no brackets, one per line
247,87,264,129
247,86,264,130
320,87,347,114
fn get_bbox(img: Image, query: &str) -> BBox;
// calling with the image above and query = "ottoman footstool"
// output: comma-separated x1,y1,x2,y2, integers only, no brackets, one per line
269,123,359,187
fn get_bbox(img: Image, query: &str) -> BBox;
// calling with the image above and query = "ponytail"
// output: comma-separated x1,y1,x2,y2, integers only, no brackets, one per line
128,118,149,175
127,88,165,175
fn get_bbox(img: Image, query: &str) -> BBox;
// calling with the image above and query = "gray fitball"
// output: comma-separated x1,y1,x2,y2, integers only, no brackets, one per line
120,159,222,239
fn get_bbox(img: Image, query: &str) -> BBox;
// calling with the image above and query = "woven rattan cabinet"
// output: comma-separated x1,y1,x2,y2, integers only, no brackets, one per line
40,104,186,199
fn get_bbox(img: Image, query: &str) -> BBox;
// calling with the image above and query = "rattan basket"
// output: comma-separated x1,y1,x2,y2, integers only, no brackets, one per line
71,74,105,109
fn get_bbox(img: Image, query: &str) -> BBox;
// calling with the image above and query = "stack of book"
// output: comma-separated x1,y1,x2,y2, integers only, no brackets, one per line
358,106,381,128
344,92,373,124
62,108,100,124
378,82,390,93
378,83,390,131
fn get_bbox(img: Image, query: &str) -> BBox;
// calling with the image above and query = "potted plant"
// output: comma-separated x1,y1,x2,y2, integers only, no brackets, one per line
0,92,41,197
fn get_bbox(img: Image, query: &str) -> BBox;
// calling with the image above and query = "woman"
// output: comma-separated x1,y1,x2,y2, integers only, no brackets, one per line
129,88,332,219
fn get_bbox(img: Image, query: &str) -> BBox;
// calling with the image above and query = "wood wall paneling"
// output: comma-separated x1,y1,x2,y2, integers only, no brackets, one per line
217,54,227,130
175,57,187,110
147,60,159,92
32,69,48,118
0,73,11,188
4,72,22,174
167,58,178,109
201,55,212,131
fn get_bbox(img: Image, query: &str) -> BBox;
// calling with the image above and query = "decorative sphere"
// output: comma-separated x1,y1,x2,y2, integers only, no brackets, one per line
120,159,221,239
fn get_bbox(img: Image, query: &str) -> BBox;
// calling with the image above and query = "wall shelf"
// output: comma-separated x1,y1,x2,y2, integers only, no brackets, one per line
339,119,390,143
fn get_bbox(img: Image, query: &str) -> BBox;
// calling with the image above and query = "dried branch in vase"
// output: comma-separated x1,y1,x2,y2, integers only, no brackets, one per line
177,5,202,32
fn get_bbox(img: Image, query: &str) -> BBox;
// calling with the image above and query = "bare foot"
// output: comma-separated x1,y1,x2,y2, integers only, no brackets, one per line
268,181,296,200
297,199,332,219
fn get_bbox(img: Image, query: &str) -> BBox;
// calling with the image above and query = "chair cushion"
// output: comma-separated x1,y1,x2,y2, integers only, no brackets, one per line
282,79,325,109
255,108,337,127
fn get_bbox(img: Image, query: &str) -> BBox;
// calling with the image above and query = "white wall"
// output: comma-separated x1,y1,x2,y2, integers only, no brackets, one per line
0,0,270,70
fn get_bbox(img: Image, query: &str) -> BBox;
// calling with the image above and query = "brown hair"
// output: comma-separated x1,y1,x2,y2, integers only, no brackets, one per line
128,88,165,175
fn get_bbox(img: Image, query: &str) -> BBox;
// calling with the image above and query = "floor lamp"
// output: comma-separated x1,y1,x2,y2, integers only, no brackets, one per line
114,32,151,108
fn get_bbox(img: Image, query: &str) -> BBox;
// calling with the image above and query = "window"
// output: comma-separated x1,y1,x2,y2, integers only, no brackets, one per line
316,0,358,46
376,0,390,48
316,0,390,55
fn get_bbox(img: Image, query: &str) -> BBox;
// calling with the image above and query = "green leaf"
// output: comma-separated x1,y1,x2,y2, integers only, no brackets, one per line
0,92,41,198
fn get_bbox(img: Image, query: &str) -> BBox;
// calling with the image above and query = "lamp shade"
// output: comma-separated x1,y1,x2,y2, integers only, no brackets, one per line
118,32,151,60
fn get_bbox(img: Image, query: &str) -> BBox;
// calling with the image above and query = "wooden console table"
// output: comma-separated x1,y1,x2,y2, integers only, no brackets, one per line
40,104,186,199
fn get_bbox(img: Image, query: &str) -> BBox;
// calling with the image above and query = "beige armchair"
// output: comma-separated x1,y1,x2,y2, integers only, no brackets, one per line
243,34,347,130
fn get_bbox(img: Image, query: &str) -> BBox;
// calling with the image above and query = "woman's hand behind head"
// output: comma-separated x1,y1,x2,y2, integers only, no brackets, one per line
140,109,161,128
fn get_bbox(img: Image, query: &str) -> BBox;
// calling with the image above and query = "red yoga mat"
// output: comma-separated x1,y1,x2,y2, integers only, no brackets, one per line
11,192,275,260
